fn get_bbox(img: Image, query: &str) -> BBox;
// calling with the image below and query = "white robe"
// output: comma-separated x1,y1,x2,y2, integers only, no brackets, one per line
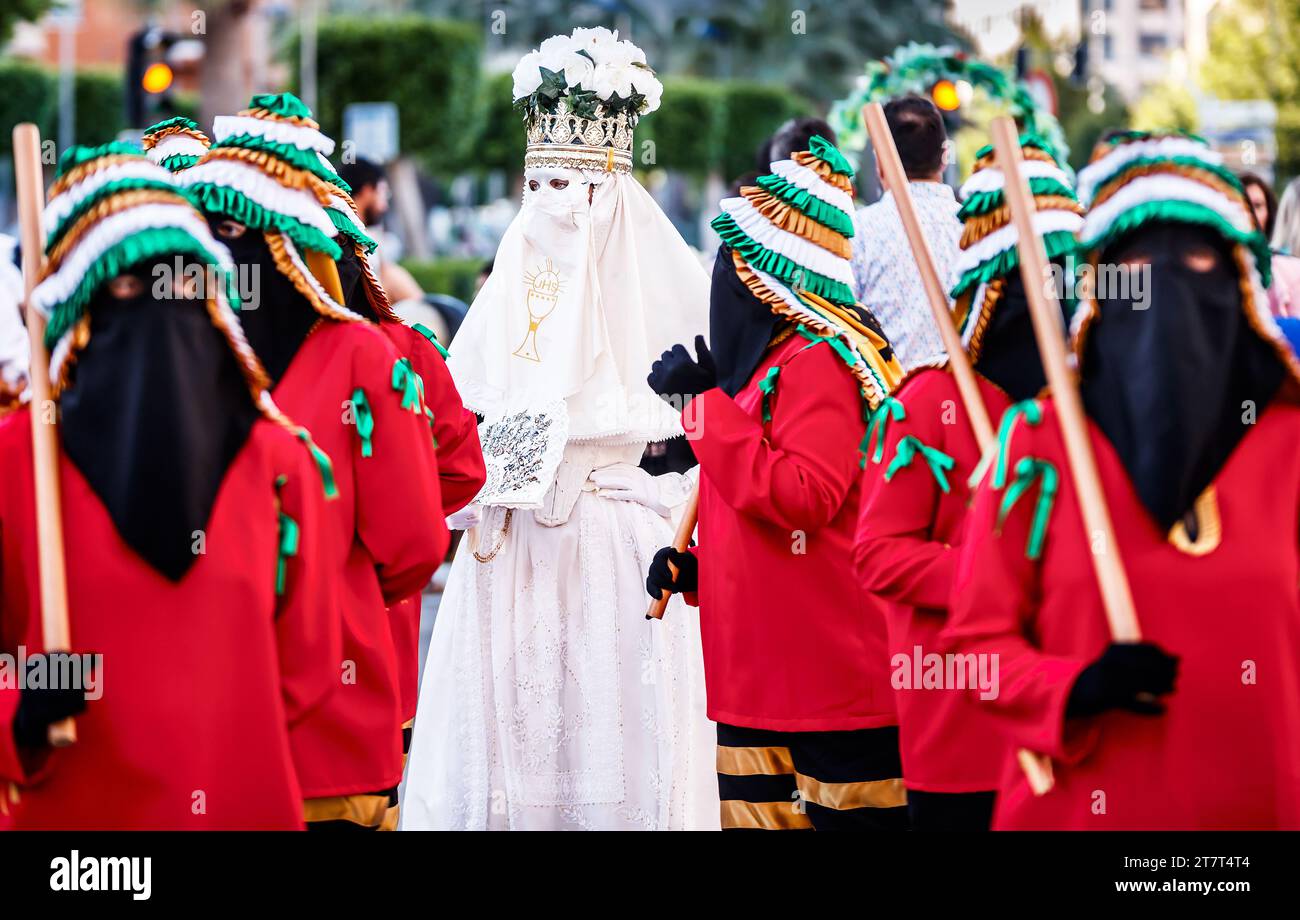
401,441,719,830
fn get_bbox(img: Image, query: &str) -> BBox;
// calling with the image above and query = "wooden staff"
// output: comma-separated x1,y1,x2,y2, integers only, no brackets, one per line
990,118,1141,643
646,487,698,620
13,123,76,747
989,118,1143,792
863,103,1054,795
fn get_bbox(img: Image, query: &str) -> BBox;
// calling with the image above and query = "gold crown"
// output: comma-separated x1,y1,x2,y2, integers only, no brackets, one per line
525,107,635,174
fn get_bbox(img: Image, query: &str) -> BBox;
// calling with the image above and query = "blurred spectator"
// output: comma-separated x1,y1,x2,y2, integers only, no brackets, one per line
475,258,494,296
339,157,424,303
1267,177,1300,317
1240,172,1277,239
764,116,838,164
851,95,960,369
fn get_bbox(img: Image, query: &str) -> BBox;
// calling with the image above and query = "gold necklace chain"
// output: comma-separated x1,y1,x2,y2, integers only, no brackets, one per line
473,508,514,563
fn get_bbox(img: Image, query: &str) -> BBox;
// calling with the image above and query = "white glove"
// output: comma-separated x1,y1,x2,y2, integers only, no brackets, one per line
591,463,670,518
446,503,483,531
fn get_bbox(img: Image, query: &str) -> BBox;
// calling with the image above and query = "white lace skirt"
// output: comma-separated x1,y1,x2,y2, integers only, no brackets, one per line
401,494,719,830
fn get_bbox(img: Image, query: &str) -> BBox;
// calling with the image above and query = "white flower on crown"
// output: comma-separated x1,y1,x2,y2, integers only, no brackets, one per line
512,50,545,98
512,27,662,117
570,27,620,60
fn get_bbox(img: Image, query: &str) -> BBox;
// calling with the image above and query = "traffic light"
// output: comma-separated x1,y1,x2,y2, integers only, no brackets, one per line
125,26,179,129
931,79,961,112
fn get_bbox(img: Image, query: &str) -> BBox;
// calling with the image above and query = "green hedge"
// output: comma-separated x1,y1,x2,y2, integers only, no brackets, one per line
291,17,483,175
400,257,485,303
635,77,811,180
0,61,150,154
474,71,526,177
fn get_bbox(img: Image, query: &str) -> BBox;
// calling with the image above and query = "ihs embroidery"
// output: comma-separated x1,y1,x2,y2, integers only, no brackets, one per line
515,258,564,362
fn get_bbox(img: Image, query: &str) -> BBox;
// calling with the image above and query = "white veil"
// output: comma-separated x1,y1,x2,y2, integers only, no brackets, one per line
449,166,709,444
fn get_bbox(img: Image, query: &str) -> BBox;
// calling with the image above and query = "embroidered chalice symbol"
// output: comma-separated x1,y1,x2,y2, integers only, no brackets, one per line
515,259,564,362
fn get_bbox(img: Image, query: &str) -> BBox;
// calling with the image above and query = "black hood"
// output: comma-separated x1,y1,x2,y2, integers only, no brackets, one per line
209,217,318,385
60,256,260,581
1080,222,1285,531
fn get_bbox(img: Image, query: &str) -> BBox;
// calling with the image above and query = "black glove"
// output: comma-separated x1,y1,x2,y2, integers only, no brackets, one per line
646,335,716,407
13,684,88,749
646,546,699,599
1065,642,1179,719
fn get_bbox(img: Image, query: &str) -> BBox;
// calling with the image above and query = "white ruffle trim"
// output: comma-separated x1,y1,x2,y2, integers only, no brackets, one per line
44,160,177,243
959,159,1074,199
178,159,338,238
768,159,856,215
719,195,856,287
327,194,367,232
212,114,335,155
1077,136,1223,205
147,134,209,164
952,208,1084,279
32,204,234,318
1080,173,1253,249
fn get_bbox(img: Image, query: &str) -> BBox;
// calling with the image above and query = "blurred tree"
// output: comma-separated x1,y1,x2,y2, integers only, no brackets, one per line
1130,79,1199,134
0,60,55,157
1200,0,1300,179
0,0,51,46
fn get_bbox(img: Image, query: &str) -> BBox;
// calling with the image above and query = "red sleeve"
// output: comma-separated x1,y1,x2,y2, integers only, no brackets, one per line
408,331,485,515
940,416,1094,760
690,343,865,533
353,336,450,604
854,377,955,611
273,436,341,729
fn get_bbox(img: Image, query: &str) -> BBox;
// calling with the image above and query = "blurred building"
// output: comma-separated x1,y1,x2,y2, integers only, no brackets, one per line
1080,0,1219,102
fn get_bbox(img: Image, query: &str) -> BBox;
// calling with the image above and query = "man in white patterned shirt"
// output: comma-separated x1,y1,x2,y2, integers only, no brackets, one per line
851,96,962,370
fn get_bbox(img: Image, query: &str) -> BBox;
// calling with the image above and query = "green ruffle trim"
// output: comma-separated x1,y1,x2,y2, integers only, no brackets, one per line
1081,198,1272,288
145,116,201,136
712,214,856,307
808,135,854,177
47,177,182,248
249,92,315,121
217,133,351,192
186,182,342,259
1089,155,1246,205
754,173,856,239
957,177,1078,220
56,142,144,178
412,323,450,359
158,154,201,173
1098,129,1208,151
973,133,1060,165
44,228,241,349
950,229,1078,300
327,206,378,253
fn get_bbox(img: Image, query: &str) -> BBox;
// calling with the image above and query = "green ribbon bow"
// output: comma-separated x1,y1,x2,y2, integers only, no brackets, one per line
295,429,339,500
758,365,782,424
412,323,450,359
275,510,300,597
996,456,1058,561
991,400,1043,490
392,357,425,413
351,387,374,458
795,324,858,372
885,434,955,493
865,396,906,466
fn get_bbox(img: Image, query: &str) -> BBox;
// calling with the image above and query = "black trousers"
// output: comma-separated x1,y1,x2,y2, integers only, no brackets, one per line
716,722,909,830
906,789,996,831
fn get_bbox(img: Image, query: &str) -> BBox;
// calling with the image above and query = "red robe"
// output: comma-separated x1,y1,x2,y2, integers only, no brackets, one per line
688,334,895,731
943,397,1300,829
0,409,336,829
273,321,448,800
855,368,1011,792
377,321,485,723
